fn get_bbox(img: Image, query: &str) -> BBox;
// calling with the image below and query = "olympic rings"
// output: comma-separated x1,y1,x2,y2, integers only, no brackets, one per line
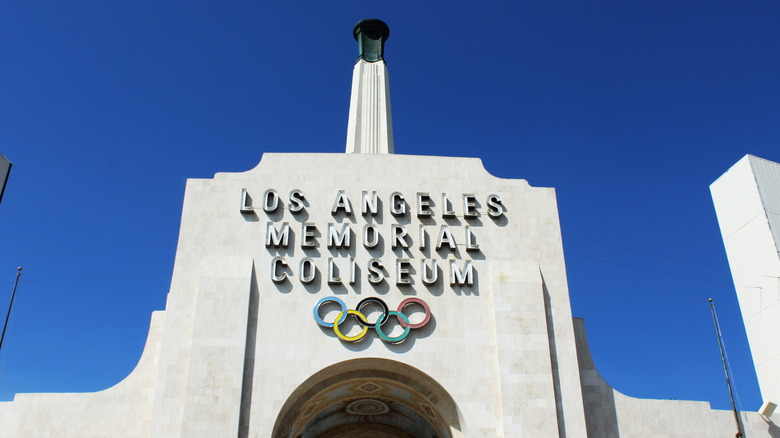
356,297,389,327
397,298,431,329
313,297,432,344
332,310,368,342
313,297,347,328
375,311,410,343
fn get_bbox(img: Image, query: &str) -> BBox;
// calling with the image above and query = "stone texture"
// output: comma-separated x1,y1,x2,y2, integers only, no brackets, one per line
712,155,780,416
0,152,776,437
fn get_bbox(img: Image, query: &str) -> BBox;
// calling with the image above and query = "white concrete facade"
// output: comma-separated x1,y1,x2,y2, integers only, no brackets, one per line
712,155,780,418
1,152,777,437
1,19,778,437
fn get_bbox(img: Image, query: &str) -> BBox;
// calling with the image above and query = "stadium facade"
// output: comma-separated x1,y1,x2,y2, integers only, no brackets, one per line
1,19,777,438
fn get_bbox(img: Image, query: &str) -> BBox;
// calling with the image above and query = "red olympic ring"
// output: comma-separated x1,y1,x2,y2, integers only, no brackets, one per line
396,298,431,329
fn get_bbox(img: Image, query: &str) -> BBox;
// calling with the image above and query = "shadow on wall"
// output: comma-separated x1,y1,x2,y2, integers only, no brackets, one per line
238,267,260,438
543,280,568,438
573,318,620,437
766,418,780,437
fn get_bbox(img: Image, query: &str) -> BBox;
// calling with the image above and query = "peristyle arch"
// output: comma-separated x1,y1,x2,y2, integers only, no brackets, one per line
272,357,464,438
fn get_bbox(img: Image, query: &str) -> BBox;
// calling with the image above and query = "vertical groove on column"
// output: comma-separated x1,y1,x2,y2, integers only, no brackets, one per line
237,268,259,438
544,282,568,438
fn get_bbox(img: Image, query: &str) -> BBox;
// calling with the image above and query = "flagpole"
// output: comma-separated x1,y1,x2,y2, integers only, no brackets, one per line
0,267,22,355
709,298,744,438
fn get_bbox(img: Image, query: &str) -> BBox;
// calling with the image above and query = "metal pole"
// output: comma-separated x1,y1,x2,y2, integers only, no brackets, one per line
709,298,744,438
0,267,22,355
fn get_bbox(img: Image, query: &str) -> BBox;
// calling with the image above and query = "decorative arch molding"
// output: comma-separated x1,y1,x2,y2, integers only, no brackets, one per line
272,357,464,438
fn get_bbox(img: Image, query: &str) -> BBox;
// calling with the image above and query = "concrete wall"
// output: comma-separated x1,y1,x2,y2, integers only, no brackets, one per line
712,155,780,415
0,311,165,437
575,318,779,437
0,152,777,437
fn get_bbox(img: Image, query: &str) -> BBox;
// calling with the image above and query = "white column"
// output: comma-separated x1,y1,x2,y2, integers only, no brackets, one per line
345,59,394,154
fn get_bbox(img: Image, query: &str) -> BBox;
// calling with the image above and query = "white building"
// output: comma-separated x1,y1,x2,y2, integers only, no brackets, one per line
0,19,777,438
712,154,780,421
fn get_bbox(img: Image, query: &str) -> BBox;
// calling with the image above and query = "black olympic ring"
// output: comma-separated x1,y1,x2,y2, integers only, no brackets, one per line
355,297,389,327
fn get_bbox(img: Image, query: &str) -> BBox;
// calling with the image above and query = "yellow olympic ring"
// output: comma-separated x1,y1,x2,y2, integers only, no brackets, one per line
332,310,369,342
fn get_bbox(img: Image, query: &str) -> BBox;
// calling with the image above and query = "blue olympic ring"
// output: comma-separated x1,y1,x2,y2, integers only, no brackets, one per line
313,297,347,328
313,297,431,344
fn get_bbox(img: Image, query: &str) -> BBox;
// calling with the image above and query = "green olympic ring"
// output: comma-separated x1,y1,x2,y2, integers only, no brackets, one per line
375,311,410,343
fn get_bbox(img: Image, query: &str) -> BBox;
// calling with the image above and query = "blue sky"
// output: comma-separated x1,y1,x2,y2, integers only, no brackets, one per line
1,1,779,411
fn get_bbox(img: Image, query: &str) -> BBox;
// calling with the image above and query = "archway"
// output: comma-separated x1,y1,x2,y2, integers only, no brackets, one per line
272,358,464,438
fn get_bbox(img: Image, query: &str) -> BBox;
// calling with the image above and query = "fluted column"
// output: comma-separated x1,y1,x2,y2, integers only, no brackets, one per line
345,19,394,154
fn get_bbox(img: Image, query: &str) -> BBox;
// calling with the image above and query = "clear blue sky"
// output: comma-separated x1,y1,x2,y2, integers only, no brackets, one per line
1,1,779,411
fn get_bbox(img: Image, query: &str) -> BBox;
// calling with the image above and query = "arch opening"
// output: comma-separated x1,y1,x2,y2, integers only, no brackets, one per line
272,358,463,438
